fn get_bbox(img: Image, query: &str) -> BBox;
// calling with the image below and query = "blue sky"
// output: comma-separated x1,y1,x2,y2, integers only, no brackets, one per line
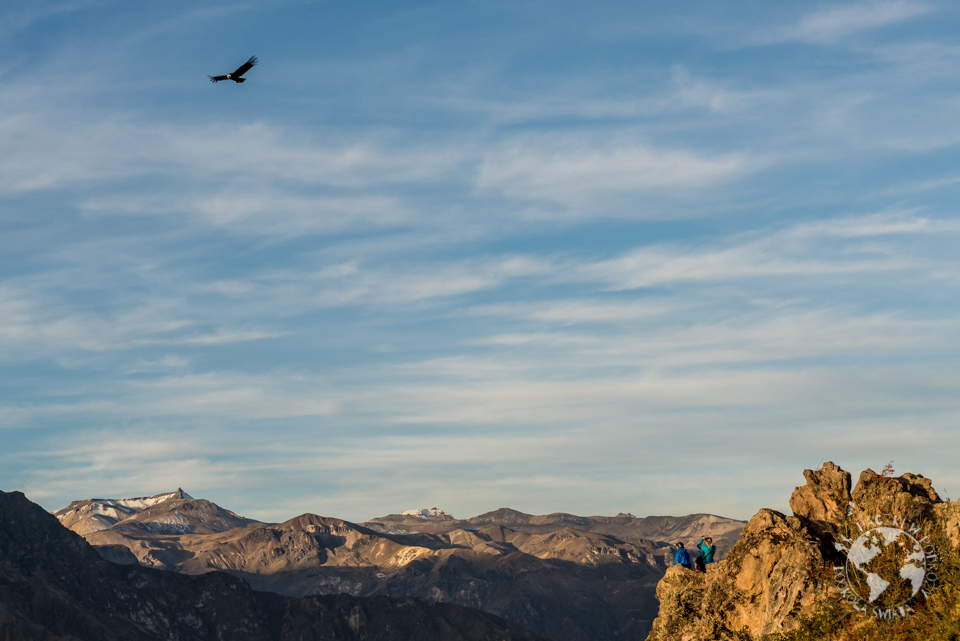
3,0,960,522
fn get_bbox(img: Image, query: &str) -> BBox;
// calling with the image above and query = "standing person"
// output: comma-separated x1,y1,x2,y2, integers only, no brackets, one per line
698,536,716,568
674,542,693,570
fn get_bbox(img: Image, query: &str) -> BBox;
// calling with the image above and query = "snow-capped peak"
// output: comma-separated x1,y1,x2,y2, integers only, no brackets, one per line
53,489,193,535
102,489,193,512
401,506,448,518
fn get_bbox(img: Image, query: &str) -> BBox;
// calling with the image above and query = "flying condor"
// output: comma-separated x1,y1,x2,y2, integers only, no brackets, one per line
209,56,258,83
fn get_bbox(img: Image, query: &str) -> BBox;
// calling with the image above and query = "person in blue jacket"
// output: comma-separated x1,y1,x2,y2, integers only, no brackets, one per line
697,536,716,568
674,542,693,569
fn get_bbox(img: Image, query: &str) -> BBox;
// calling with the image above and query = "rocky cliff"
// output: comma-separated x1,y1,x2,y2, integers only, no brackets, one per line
646,462,960,641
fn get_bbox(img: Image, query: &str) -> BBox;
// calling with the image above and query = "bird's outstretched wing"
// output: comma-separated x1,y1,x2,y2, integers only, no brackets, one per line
208,75,228,83
231,55,258,78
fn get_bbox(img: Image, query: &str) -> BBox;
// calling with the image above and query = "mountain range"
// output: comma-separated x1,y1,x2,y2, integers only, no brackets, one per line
0,490,544,641
363,507,743,553
52,491,745,641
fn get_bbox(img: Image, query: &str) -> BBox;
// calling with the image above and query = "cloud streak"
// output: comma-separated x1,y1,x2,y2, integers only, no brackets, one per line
790,1,932,44
3,0,960,524
477,135,751,205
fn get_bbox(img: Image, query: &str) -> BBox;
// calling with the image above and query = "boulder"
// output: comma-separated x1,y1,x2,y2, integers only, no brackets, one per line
788,461,851,534
849,468,941,526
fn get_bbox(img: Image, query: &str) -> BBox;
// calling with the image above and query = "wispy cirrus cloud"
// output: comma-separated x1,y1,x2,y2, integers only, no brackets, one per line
0,211,949,366
5,0,960,524
0,113,466,196
793,1,931,43
0,0,97,38
752,1,934,46
477,134,752,207
80,191,413,236
0,282,283,356
575,213,954,290
0,370,339,431
11,318,960,519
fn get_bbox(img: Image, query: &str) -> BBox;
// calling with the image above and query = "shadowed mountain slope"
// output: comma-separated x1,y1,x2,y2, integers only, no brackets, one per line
0,490,547,641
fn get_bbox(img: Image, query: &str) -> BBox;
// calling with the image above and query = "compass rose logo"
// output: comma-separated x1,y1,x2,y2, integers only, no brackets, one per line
833,512,939,618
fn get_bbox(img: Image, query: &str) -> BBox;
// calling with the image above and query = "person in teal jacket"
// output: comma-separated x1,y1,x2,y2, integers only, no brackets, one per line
697,537,716,566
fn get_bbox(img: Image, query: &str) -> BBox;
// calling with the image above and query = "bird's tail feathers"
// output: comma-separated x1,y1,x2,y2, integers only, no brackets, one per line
235,77,246,83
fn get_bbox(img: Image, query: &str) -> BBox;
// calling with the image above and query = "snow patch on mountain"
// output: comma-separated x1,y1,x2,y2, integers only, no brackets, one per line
53,489,193,535
401,507,449,518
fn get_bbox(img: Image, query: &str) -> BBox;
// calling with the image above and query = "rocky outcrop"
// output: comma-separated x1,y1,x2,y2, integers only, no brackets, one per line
788,461,851,534
647,509,823,641
849,469,941,525
787,463,944,537
647,463,959,641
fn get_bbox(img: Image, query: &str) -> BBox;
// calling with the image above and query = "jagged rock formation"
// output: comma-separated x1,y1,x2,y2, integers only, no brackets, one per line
646,463,960,641
0,490,547,641
787,462,851,534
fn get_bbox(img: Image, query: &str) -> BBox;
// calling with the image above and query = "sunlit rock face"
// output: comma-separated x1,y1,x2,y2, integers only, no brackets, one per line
938,501,960,550
647,462,956,641
648,508,823,640
788,461,852,534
